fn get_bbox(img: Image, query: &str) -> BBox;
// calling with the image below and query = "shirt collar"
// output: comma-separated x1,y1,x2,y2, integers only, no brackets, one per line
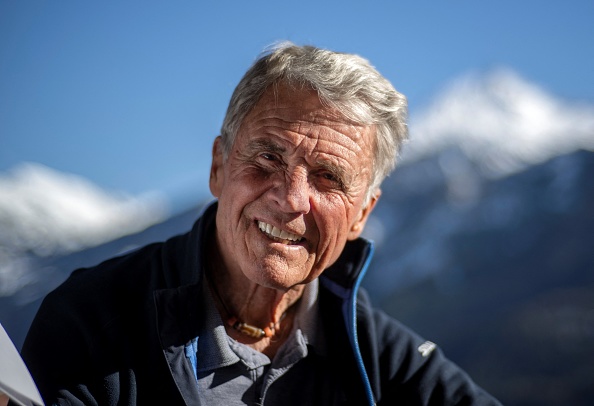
196,278,325,372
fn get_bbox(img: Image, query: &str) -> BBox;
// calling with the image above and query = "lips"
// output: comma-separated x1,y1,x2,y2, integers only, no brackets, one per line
257,221,304,243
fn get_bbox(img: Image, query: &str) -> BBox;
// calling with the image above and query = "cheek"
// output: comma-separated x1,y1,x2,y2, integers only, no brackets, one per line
312,199,351,254
220,169,260,204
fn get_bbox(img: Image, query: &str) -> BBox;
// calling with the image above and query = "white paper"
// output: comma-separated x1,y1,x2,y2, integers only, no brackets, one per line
0,323,44,406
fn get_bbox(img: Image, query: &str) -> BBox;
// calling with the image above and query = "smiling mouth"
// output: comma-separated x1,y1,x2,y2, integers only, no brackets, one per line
257,221,304,244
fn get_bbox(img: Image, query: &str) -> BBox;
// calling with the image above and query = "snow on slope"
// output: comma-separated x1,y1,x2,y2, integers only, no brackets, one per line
401,68,594,176
0,163,168,295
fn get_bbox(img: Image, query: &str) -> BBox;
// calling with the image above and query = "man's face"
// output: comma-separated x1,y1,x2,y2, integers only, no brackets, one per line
210,83,379,291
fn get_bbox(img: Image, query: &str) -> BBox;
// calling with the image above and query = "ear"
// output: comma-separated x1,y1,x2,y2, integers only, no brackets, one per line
209,136,225,198
347,189,381,240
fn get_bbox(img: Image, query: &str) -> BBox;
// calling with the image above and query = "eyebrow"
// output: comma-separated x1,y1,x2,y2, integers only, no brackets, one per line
317,159,346,178
246,136,352,189
246,138,286,154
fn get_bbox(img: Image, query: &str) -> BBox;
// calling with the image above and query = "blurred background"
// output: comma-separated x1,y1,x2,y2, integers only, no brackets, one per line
1,1,593,405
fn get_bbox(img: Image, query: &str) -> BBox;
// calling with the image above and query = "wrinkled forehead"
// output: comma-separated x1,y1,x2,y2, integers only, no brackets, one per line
235,84,377,188
242,83,375,145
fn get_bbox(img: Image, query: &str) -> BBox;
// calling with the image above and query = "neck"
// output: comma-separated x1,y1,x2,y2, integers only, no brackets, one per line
205,236,305,345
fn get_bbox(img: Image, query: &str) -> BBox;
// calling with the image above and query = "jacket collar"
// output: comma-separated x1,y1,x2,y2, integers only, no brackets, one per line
319,238,374,298
175,200,218,287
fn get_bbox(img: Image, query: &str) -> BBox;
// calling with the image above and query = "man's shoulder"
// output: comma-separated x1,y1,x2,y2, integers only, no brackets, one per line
63,240,166,290
45,231,193,308
352,288,503,405
355,287,425,346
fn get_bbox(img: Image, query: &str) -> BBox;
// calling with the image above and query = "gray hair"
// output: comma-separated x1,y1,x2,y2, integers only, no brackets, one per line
220,42,408,203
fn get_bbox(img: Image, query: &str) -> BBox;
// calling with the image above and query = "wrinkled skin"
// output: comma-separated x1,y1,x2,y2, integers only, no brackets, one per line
210,83,379,293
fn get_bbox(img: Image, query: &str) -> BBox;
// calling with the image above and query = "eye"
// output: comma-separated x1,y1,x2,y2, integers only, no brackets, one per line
260,152,276,161
255,152,282,170
316,171,345,190
321,172,337,181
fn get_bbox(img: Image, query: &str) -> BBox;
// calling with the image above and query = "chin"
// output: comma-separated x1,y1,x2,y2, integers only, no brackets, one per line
245,262,310,292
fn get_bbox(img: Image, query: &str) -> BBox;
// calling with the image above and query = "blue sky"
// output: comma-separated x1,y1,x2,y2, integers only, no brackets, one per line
1,1,593,211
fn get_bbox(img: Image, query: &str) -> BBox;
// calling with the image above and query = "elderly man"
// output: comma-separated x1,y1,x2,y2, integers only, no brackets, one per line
22,43,501,405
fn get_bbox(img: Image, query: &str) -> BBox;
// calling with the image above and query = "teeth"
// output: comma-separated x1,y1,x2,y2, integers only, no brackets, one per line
258,221,302,242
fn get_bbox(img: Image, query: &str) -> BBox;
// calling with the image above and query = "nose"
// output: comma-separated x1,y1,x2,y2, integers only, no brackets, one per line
272,169,311,214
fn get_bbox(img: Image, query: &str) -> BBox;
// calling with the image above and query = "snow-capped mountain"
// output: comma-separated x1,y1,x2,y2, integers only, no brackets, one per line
401,68,594,176
0,163,168,255
0,163,167,295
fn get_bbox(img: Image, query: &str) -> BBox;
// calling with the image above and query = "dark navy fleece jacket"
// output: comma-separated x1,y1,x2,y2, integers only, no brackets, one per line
22,202,501,405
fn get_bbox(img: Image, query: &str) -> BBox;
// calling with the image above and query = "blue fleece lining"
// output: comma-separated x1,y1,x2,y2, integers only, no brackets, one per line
184,337,199,382
348,242,376,406
320,241,376,406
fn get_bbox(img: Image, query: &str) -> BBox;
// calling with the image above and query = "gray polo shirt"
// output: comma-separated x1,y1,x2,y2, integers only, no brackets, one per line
195,279,324,405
